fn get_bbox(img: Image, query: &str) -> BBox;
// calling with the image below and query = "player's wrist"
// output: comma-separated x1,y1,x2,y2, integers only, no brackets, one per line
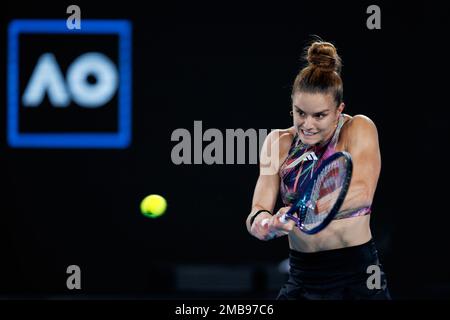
250,209,273,227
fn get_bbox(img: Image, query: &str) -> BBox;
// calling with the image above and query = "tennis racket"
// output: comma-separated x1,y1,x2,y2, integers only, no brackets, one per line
263,151,353,235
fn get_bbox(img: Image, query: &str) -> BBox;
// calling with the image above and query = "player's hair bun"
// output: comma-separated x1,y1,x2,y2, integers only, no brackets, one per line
306,41,341,73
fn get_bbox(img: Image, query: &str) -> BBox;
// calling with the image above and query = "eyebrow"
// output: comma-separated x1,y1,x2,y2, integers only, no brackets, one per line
293,105,330,114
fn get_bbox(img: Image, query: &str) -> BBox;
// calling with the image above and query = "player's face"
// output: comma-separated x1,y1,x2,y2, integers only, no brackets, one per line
292,92,344,145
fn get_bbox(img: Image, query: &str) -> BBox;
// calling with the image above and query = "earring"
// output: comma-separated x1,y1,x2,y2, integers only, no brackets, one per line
289,111,293,116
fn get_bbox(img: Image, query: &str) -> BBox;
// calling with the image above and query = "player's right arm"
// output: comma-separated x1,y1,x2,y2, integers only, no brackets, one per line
246,129,296,240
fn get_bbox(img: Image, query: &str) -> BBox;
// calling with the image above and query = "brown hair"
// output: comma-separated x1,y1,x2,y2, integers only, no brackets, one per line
292,39,343,106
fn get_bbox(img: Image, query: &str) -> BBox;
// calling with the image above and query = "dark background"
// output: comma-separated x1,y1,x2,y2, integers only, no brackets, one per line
1,0,449,299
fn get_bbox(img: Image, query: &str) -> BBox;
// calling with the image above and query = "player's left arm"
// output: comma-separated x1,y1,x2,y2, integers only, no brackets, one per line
340,115,381,212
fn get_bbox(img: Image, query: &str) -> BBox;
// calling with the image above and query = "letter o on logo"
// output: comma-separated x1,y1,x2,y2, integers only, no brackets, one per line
66,52,118,108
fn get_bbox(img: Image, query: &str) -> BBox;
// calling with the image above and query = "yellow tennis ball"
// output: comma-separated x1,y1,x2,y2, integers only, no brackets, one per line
140,194,167,218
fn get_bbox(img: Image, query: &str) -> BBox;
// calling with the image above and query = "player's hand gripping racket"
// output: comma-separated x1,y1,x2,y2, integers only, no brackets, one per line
263,151,353,235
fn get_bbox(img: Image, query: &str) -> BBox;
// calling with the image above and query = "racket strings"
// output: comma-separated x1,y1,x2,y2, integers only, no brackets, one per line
303,158,348,229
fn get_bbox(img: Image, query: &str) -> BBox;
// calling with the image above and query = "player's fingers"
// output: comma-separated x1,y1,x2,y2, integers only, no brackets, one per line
254,216,280,240
268,217,290,233
253,208,294,240
273,209,296,232
284,219,296,231
251,213,274,240
279,213,288,224
274,207,290,222
274,219,295,232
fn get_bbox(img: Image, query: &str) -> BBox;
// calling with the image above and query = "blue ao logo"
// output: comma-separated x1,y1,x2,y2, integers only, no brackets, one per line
7,20,132,148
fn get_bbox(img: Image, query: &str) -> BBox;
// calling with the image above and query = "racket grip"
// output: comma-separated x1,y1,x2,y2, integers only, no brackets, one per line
261,218,270,227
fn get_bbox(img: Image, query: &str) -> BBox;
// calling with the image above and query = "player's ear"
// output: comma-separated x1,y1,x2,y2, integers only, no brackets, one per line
337,102,345,115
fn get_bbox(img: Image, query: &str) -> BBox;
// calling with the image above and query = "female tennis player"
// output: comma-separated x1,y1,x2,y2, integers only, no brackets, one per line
246,39,390,299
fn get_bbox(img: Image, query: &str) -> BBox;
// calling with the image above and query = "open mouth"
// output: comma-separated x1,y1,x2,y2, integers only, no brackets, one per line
300,129,318,137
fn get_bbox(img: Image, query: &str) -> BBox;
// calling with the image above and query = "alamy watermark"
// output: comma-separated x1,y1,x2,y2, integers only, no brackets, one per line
170,121,280,175
66,265,81,290
66,5,81,30
366,5,381,30
366,264,382,290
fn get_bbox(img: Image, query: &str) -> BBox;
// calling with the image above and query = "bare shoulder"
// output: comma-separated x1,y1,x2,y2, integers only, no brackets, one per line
348,114,377,128
263,127,295,150
342,114,378,135
341,114,379,149
260,127,296,172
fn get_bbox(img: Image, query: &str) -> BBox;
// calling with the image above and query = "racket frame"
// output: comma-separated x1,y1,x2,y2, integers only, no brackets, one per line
284,151,353,234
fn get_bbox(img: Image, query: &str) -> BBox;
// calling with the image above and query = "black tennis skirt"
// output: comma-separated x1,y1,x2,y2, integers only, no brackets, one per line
277,238,391,300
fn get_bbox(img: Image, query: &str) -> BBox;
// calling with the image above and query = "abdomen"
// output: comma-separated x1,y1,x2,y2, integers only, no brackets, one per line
288,215,372,252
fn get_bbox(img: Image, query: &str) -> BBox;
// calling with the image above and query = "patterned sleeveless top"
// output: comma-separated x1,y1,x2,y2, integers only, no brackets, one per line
279,115,371,220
